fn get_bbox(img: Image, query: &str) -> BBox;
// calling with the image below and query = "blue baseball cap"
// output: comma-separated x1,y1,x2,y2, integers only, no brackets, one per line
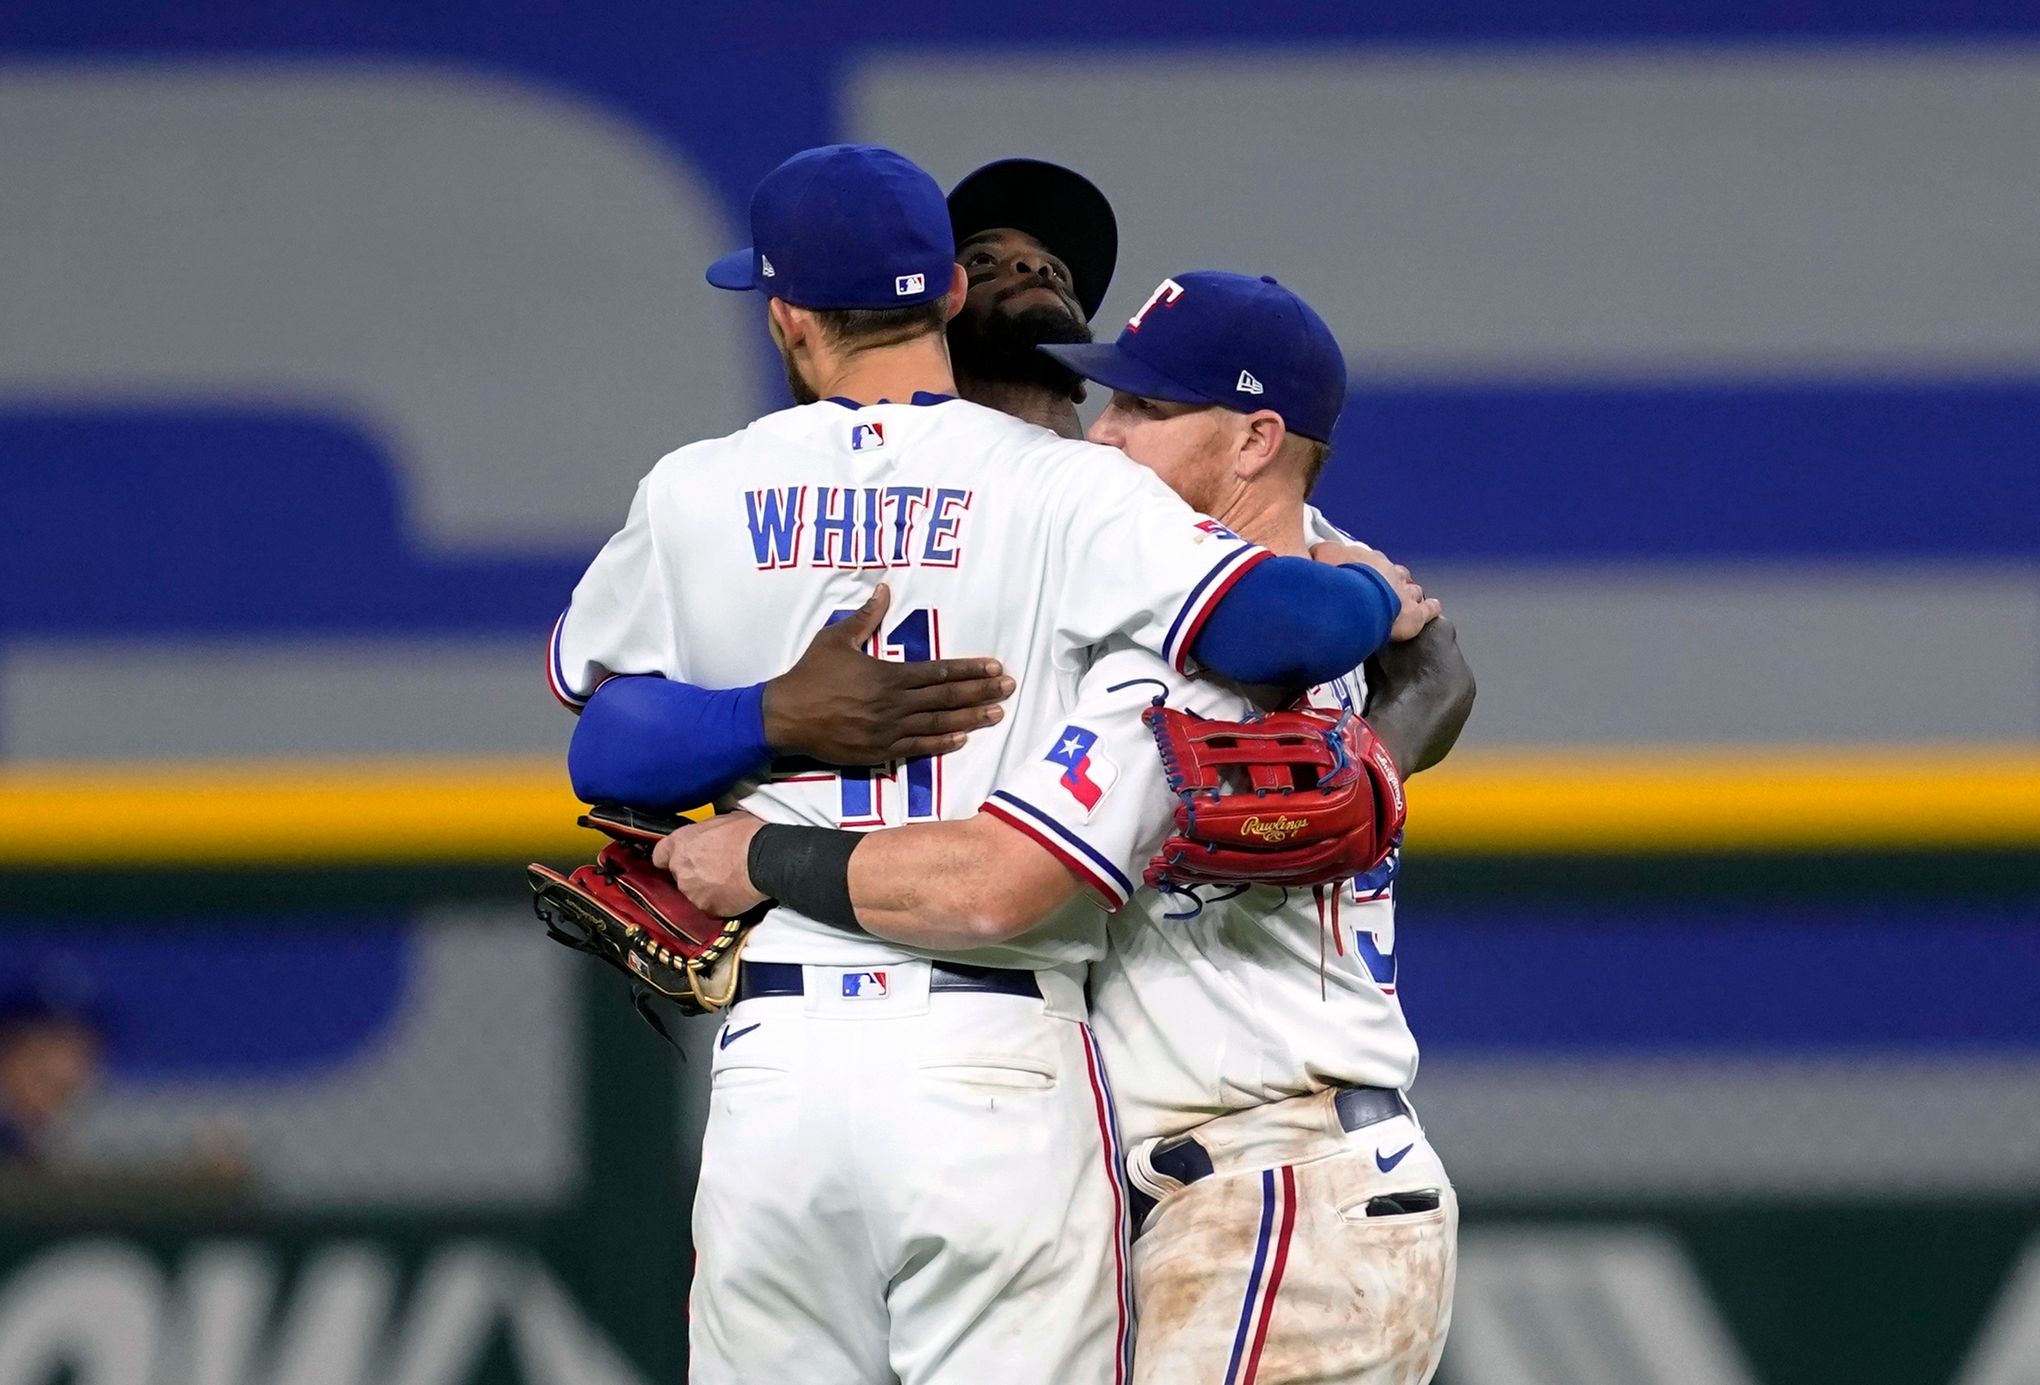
706,144,956,311
1041,271,1348,442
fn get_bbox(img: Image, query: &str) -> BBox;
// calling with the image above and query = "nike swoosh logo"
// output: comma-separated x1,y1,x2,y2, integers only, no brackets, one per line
1376,1142,1415,1174
718,1022,761,1051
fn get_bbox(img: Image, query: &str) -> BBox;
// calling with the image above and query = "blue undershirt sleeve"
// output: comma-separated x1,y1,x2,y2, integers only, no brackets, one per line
568,559,1395,806
1188,558,1399,686
568,674,771,811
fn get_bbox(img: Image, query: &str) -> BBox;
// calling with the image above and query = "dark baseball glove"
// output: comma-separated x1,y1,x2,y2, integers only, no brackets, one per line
1143,704,1405,889
529,806,755,1038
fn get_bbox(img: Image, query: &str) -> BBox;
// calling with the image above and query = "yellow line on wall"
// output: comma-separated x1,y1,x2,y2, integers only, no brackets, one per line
0,758,603,867
1404,746,2040,854
0,748,2035,867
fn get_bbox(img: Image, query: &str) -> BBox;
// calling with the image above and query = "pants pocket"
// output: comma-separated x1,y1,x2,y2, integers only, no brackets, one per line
1336,1189,1447,1223
916,1056,1058,1092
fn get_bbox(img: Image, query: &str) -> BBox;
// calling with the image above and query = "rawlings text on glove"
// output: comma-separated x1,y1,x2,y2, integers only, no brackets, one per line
1143,704,1405,890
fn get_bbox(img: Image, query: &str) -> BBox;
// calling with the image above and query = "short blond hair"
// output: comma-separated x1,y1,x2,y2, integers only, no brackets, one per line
1289,435,1333,497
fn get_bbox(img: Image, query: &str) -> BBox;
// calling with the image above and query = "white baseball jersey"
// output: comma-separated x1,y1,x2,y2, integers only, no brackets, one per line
993,507,1419,1146
550,394,1269,971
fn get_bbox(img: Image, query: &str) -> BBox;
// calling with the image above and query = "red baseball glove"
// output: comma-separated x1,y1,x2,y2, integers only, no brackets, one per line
1142,704,1405,889
529,806,754,1025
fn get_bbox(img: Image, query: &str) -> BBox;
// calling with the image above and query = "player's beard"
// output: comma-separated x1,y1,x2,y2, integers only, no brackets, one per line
780,350,821,407
948,301,1093,399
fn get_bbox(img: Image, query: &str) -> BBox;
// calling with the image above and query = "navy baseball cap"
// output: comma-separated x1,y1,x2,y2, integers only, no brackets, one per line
707,144,955,310
1041,271,1348,442
947,158,1118,321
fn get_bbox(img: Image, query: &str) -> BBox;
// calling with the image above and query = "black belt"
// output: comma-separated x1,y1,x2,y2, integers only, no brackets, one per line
1148,1087,1412,1189
736,960,1042,1003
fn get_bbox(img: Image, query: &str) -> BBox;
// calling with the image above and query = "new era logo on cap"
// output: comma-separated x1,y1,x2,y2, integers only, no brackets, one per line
896,273,925,296
1236,370,1264,395
760,255,776,278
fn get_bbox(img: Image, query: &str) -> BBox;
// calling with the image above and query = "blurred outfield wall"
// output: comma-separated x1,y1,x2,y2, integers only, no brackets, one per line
2,2,2037,1382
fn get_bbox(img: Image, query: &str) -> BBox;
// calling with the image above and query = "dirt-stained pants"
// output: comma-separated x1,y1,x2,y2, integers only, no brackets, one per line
1125,1089,1456,1385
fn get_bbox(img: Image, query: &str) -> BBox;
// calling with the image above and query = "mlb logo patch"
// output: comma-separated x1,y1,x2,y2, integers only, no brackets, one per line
895,273,925,297
841,970,889,999
850,422,885,451
1195,518,1241,542
1045,725,1118,819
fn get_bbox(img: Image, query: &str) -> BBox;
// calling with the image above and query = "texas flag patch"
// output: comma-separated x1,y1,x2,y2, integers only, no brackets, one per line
1045,725,1118,819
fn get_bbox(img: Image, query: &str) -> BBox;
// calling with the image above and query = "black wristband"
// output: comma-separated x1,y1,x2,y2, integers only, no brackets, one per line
746,824,865,933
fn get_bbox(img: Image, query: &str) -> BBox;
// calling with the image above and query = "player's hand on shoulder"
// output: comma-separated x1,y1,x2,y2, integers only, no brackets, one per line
1368,611,1467,690
653,812,770,918
761,582,1016,765
1310,541,1442,643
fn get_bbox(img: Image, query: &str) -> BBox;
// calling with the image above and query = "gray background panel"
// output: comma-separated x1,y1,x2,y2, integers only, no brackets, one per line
852,47,2040,376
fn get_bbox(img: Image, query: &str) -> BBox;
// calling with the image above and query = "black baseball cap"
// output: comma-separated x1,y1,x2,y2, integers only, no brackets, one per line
947,159,1118,321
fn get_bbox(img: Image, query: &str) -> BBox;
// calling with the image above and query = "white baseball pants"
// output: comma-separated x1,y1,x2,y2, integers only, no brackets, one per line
688,961,1133,1385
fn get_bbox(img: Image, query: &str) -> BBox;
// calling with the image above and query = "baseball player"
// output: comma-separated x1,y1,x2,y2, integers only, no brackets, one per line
663,271,1472,1385
551,144,1420,1384
558,159,1122,809
940,157,1439,637
944,158,1118,440
1058,278,1466,1385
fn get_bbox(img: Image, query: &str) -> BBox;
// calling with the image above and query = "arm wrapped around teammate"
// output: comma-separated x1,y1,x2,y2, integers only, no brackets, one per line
528,805,756,1015
1142,704,1406,889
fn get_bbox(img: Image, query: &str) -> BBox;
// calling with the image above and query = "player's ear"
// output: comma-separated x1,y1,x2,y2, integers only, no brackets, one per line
767,297,812,355
1235,409,1288,480
942,263,969,321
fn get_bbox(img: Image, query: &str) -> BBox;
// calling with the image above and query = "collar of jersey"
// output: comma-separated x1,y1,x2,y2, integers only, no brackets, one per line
823,392,955,409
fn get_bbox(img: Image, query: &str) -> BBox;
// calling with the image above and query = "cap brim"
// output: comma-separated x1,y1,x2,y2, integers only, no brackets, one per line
705,247,757,291
1038,342,1213,406
949,159,1118,320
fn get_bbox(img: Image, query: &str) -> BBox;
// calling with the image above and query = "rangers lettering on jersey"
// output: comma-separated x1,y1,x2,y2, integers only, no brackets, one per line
744,485,971,571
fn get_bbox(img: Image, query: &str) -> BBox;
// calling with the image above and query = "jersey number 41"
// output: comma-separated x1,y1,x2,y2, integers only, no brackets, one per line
772,606,944,827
